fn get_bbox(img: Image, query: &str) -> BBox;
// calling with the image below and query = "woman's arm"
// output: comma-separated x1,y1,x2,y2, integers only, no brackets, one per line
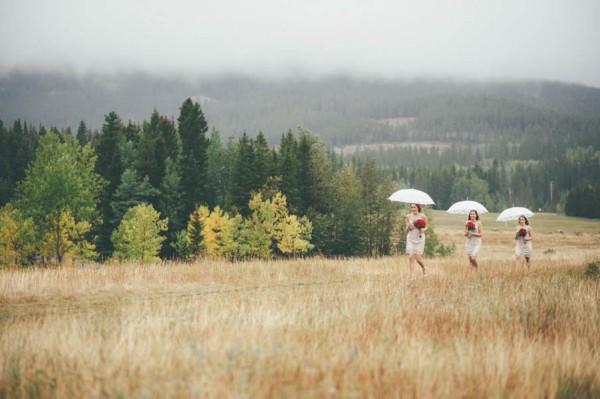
476,222,483,237
526,226,534,241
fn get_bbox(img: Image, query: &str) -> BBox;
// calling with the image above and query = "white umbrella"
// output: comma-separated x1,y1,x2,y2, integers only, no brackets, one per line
388,188,435,205
447,200,489,215
496,207,534,222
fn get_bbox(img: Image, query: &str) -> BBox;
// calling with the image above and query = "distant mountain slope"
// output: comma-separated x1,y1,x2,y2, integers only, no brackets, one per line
1,72,599,146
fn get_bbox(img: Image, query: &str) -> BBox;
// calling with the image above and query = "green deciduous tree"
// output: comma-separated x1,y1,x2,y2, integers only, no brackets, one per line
111,204,168,263
15,132,104,263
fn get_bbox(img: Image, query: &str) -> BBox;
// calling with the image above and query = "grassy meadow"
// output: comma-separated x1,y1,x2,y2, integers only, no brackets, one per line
1,211,599,398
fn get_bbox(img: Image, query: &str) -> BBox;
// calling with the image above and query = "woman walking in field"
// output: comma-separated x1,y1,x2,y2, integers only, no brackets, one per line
514,215,534,269
464,209,483,271
406,203,428,278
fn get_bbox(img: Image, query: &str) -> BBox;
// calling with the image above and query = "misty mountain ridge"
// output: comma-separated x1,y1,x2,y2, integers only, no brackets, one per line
1,71,600,147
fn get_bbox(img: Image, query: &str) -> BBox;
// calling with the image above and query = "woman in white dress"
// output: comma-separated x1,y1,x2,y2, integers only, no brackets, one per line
464,210,483,271
514,215,534,269
405,203,428,278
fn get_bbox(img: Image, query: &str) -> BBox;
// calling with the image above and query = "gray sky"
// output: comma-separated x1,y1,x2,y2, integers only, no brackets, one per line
2,0,600,87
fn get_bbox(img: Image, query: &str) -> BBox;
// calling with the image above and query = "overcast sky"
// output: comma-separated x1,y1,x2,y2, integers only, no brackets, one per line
1,0,599,87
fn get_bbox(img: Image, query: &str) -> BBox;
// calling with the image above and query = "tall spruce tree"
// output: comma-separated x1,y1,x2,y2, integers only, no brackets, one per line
94,111,125,257
137,110,164,188
76,120,90,146
178,99,209,215
277,130,301,212
227,132,256,216
206,128,228,209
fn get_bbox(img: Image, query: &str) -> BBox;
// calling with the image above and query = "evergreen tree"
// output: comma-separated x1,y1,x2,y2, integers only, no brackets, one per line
226,132,256,215
253,131,273,190
0,120,10,206
330,165,364,256
186,206,207,256
136,110,164,188
359,159,397,256
206,128,228,209
159,158,184,258
94,112,125,257
277,130,301,211
110,168,160,225
76,120,90,146
178,98,209,215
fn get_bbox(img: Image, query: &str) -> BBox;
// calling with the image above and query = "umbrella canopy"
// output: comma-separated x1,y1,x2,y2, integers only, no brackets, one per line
388,188,435,205
496,207,534,222
447,200,489,215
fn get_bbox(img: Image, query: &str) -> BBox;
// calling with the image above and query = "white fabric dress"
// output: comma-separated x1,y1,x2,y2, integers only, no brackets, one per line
406,213,426,255
515,225,532,257
465,220,482,257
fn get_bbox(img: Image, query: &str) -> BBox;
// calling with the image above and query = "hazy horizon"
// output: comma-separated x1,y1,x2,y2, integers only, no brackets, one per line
2,0,600,88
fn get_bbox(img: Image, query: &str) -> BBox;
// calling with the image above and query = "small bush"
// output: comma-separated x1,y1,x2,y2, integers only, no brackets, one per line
584,261,599,278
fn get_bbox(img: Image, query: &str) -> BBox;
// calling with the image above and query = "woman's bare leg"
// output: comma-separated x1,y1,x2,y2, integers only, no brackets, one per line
415,254,427,275
469,256,478,270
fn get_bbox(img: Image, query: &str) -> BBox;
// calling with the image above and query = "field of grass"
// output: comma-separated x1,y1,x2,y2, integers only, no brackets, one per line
1,212,599,398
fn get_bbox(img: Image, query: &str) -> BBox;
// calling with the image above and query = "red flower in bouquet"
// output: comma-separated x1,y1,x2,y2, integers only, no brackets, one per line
465,221,476,237
414,219,426,229
516,228,528,239
414,219,426,238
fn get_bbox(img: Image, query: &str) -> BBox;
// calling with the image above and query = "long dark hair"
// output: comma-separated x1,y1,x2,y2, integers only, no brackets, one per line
519,215,529,225
466,210,480,221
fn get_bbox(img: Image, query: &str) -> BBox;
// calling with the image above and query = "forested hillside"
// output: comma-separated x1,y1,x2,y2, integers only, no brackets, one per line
1,73,599,265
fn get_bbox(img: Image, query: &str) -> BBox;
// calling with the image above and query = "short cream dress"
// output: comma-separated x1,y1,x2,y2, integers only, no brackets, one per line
515,225,532,257
406,213,426,255
465,220,482,257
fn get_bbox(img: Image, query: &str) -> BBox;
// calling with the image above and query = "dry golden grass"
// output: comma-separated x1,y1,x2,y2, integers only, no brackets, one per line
1,212,599,398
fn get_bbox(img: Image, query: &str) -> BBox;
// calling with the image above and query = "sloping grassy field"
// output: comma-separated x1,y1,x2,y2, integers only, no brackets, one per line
1,211,599,398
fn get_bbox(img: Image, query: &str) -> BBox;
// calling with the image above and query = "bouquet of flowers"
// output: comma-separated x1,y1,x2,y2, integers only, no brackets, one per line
465,221,476,237
516,228,528,239
414,219,426,238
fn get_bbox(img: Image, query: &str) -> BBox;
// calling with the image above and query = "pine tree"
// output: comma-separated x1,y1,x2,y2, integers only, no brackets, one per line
330,165,364,256
277,130,301,211
178,99,209,215
253,131,273,190
136,110,165,188
227,132,256,215
94,112,125,257
159,158,184,258
186,206,208,256
206,128,228,209
76,120,90,146
110,169,160,225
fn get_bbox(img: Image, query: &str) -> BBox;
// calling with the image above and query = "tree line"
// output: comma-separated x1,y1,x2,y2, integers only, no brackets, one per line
1,95,598,267
1,99,450,267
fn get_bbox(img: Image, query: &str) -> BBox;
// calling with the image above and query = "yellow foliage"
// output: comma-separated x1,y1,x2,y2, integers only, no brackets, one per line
0,204,36,268
39,209,96,265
